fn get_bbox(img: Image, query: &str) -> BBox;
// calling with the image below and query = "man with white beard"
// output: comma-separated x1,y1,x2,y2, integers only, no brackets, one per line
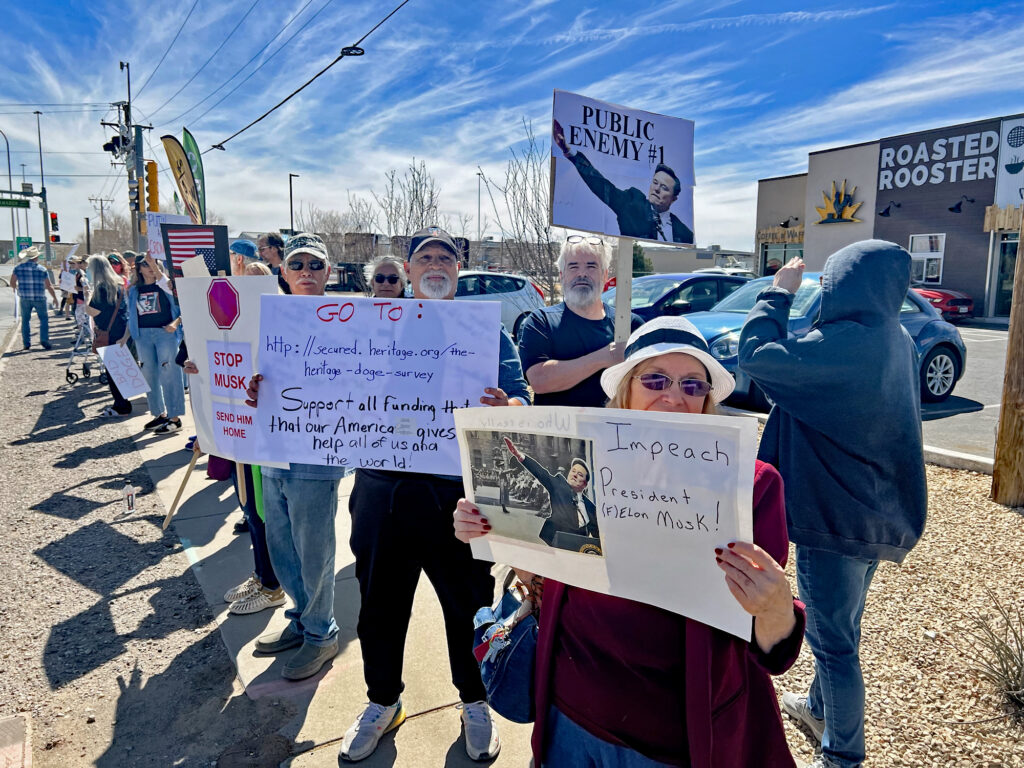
518,235,644,407
340,227,531,763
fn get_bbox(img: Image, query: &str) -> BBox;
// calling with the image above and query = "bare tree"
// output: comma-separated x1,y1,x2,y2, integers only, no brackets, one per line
296,202,347,261
479,120,560,302
373,159,442,246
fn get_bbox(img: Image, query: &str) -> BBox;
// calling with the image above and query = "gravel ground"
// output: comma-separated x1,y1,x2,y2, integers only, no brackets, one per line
0,321,295,767
1,318,1024,766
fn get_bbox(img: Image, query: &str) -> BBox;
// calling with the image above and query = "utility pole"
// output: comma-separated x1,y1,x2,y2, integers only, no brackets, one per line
84,217,91,253
19,164,28,236
992,207,1024,506
89,196,113,230
34,111,53,262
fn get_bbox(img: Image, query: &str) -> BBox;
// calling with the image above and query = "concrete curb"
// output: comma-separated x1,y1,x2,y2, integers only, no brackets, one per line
719,405,995,475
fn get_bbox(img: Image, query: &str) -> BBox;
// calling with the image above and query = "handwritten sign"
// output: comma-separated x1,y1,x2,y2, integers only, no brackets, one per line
59,271,76,293
176,275,285,466
456,406,757,639
255,295,501,475
146,212,191,263
97,344,150,399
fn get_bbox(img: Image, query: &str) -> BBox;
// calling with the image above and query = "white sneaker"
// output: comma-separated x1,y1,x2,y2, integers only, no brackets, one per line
781,692,826,743
460,700,500,761
340,700,406,762
223,574,260,603
229,586,286,615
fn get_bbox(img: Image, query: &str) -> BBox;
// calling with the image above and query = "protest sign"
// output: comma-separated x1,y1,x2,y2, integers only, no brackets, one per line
255,295,501,475
146,212,191,264
550,89,695,245
456,406,757,639
176,275,286,467
159,223,230,278
97,344,150,399
59,271,76,293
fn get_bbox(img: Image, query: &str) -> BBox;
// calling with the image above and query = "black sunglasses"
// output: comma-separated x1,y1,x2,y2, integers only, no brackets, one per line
634,373,712,397
286,258,326,271
374,274,400,284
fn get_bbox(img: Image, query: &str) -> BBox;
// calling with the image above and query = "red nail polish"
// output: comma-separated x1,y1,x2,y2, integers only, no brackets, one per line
715,557,722,564
483,524,492,531
714,548,723,556
727,542,736,549
480,518,489,525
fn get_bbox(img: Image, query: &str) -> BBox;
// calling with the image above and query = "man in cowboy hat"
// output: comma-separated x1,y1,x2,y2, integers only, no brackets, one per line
10,246,57,350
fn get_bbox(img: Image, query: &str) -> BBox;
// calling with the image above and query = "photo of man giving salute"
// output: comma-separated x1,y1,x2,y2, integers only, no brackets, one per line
502,436,599,549
553,118,694,244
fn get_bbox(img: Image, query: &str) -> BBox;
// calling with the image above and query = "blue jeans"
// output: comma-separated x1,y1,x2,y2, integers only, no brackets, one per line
20,297,49,346
542,707,673,768
262,474,340,646
797,546,879,768
134,326,185,418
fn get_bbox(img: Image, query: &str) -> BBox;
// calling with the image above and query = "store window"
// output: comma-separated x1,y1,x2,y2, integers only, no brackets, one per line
995,232,1018,317
908,233,945,285
761,242,803,276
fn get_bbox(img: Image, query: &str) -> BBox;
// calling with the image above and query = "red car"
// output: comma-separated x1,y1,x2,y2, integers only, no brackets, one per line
912,287,974,322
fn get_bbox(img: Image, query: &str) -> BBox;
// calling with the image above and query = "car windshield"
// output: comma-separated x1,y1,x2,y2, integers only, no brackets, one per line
712,277,821,317
604,278,685,308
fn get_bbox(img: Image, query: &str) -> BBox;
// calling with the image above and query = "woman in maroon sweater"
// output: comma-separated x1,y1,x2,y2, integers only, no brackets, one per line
455,317,805,767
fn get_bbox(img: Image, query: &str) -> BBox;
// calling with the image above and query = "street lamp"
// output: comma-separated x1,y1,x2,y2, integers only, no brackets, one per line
476,170,483,268
288,173,299,233
0,128,15,255
34,111,52,261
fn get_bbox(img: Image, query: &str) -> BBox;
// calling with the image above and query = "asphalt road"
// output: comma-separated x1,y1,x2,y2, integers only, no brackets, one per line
921,324,1008,459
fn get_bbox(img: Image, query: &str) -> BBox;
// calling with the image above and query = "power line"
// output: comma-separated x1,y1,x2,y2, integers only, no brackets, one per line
145,0,263,121
0,102,107,107
0,108,108,115
159,0,318,127
134,0,201,98
184,0,339,129
208,0,412,152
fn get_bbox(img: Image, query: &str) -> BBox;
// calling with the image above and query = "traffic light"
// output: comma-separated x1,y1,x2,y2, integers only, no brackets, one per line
128,178,140,211
49,211,59,232
145,160,159,212
50,234,60,243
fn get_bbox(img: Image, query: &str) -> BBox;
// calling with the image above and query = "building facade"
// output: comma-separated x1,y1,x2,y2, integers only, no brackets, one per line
756,113,1023,318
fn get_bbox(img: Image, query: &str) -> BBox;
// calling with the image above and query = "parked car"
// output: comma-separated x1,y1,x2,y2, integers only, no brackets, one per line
684,274,967,408
454,270,546,337
601,273,750,321
693,266,758,278
912,286,974,322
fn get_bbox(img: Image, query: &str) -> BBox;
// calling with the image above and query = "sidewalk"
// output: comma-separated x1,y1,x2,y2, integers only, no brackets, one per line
131,395,534,765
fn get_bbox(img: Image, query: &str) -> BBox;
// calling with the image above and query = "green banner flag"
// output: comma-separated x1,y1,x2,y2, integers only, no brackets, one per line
182,127,207,225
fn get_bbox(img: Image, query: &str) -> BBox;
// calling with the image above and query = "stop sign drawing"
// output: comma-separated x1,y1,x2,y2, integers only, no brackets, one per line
207,279,241,329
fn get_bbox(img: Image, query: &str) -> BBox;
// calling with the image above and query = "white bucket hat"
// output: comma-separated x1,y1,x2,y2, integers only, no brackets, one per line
600,316,735,404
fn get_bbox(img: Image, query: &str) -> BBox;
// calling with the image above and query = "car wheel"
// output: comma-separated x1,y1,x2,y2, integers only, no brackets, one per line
920,346,959,402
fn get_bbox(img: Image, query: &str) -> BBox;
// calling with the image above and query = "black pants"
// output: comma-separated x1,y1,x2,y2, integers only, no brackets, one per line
232,464,279,591
108,377,133,414
349,469,494,706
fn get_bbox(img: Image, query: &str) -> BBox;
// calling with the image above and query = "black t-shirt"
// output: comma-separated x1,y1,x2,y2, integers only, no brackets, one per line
89,288,128,340
136,283,173,328
517,302,644,407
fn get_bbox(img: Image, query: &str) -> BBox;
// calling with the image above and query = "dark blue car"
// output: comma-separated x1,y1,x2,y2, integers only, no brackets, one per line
685,274,967,408
602,273,750,321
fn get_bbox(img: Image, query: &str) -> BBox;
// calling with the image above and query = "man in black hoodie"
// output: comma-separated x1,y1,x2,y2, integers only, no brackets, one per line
738,241,927,768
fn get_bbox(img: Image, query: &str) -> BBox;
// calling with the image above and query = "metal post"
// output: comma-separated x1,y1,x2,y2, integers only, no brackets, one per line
134,126,145,252
35,111,52,261
0,129,14,254
85,217,91,253
19,164,28,235
476,171,482,268
289,173,299,233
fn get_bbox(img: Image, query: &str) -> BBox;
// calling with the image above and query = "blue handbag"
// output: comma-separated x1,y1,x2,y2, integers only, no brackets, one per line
473,571,538,724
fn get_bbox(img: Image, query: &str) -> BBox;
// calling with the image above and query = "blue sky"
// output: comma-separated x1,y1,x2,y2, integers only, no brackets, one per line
1,0,1023,250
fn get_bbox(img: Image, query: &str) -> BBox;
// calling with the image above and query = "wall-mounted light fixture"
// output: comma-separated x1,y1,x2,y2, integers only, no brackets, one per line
778,216,800,228
948,195,976,213
878,201,901,217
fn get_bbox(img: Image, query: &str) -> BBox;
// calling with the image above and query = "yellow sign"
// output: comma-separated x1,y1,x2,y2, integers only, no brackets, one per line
815,179,862,224
160,135,203,224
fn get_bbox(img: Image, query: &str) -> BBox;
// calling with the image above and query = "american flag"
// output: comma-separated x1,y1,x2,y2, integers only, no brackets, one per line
167,228,218,273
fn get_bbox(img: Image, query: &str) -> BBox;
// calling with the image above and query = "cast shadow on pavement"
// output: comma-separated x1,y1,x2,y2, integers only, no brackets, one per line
920,396,984,421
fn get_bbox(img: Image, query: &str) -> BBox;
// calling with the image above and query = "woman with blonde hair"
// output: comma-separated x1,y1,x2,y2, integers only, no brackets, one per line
85,255,132,417
454,316,805,768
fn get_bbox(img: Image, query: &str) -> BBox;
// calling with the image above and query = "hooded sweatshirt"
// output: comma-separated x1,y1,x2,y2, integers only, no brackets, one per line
737,240,926,563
